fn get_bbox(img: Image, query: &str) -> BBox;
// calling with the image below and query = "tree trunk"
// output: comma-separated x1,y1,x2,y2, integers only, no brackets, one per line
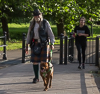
57,19,64,37
1,17,9,40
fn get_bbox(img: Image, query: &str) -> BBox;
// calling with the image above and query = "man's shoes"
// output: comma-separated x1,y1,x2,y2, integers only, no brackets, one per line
33,78,39,83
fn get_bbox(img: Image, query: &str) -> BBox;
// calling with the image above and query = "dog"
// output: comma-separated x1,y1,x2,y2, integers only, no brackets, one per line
40,62,54,91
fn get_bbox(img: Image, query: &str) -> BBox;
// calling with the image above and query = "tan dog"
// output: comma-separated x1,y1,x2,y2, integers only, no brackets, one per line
40,62,54,91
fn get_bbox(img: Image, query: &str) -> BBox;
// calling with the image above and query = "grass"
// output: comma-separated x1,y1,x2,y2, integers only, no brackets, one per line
88,25,100,37
8,23,29,33
8,23,58,36
0,41,22,51
0,23,100,51
0,40,60,51
8,23,57,36
0,23,57,40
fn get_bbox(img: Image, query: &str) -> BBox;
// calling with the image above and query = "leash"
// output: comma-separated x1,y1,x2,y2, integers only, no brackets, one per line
42,48,53,77
43,49,53,77
49,49,52,63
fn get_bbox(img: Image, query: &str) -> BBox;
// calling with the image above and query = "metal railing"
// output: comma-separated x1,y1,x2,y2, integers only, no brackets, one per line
59,33,100,66
22,33,26,63
0,32,7,60
22,33,100,68
95,36,100,66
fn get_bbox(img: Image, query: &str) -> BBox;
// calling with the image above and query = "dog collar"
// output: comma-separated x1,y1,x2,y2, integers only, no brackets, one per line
43,67,52,77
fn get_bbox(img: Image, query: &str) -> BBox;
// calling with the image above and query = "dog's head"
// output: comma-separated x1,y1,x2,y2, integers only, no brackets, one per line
40,62,49,72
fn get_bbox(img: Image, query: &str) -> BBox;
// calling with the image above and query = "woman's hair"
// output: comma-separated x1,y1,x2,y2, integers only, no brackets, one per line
79,16,86,23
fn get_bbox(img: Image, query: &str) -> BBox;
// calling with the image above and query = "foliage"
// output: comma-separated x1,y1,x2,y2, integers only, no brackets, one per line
0,0,100,35
33,0,100,32
0,0,33,23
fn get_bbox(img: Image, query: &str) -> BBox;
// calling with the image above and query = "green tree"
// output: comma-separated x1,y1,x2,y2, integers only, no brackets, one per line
0,0,100,39
36,0,100,36
0,0,34,40
34,0,76,36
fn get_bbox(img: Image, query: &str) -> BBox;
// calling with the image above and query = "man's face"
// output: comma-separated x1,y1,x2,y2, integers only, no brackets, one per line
34,14,41,22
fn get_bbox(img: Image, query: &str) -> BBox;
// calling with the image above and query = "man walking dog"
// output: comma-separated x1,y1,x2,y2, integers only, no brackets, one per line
25,9,55,83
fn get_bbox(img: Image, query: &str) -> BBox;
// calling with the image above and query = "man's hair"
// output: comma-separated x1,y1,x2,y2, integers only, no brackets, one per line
29,15,43,32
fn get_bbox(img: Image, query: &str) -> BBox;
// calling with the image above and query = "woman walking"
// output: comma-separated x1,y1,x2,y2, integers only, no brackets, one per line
73,17,90,69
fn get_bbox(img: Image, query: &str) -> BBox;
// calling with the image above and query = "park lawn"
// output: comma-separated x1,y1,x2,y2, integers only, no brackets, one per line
88,25,100,37
0,23,100,38
0,23,100,51
0,23,57,40
0,40,60,51
0,39,60,51
0,41,22,51
8,23,57,37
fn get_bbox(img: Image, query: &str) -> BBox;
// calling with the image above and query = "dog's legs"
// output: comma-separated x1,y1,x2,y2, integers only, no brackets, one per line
49,68,53,88
44,77,49,91
44,78,47,86
41,77,46,86
49,75,52,88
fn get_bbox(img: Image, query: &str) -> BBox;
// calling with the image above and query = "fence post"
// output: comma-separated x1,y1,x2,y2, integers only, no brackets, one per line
68,37,74,62
22,33,26,63
95,36,99,66
91,23,93,37
71,37,74,61
59,33,64,64
3,31,7,60
64,36,68,65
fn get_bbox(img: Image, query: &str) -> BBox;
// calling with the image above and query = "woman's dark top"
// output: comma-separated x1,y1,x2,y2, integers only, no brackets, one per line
74,25,90,44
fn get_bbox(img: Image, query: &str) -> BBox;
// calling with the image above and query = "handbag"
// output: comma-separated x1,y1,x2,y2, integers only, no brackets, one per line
33,43,41,55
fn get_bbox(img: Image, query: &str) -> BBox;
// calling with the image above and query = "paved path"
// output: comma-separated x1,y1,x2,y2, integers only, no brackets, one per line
0,62,99,94
0,45,100,94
